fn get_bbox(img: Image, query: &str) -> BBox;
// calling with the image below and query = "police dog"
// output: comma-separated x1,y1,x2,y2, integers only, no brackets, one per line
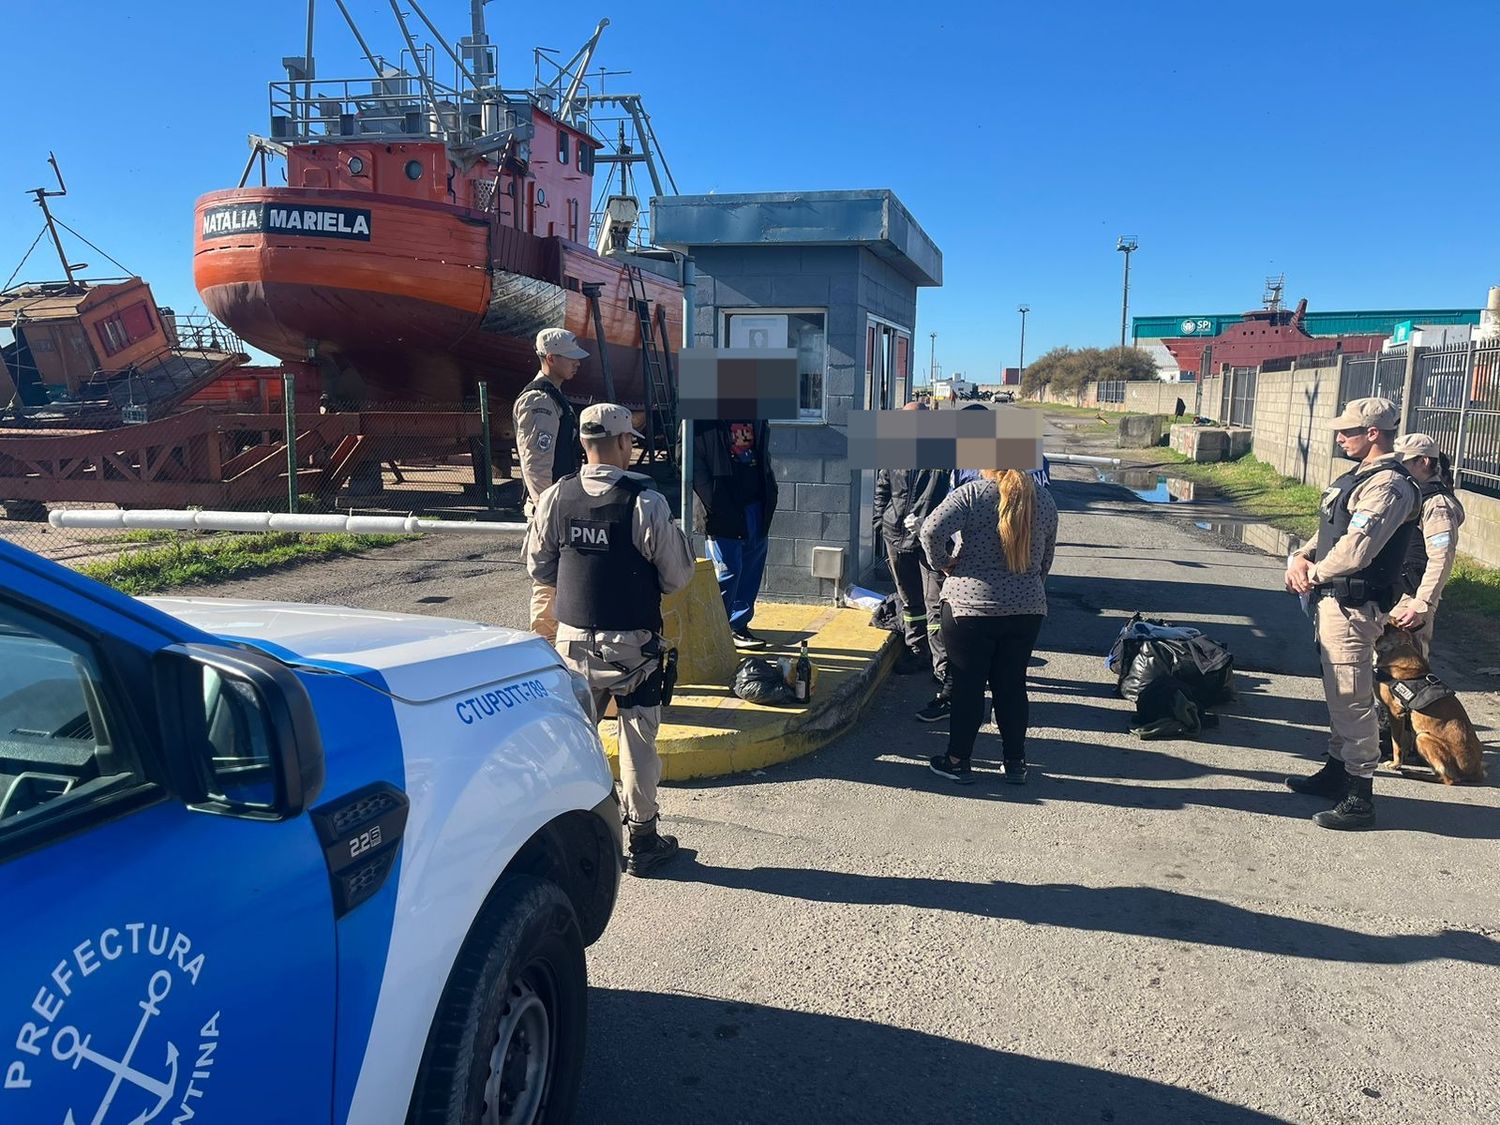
1374,627,1486,785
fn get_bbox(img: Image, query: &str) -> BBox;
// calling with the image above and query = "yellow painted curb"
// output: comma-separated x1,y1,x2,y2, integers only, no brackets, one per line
598,601,899,780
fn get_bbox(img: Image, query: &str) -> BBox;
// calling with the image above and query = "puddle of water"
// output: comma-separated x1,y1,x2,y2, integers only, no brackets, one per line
1096,469,1216,504
1194,519,1245,542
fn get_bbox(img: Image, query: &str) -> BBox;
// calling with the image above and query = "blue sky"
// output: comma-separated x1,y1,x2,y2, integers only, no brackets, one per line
4,0,1497,382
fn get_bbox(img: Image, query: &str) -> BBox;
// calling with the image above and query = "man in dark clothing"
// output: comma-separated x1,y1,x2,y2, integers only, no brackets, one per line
692,419,779,649
873,404,950,687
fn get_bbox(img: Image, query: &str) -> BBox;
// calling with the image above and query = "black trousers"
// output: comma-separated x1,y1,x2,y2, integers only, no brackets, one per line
886,543,949,687
942,604,1044,763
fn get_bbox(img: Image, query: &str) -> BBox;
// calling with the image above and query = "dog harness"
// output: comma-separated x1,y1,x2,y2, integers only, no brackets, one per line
1377,670,1456,714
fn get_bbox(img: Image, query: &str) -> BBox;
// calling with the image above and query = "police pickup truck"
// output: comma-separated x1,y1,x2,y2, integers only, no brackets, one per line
0,540,621,1125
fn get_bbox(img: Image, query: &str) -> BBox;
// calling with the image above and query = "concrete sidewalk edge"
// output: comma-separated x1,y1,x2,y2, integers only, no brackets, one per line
601,617,902,781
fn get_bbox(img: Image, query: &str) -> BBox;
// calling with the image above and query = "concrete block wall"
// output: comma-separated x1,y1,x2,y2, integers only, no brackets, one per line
690,244,916,601
1243,364,1342,487
1456,487,1500,567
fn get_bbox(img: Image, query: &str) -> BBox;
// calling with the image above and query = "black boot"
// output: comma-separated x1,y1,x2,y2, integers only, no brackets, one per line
1313,775,1375,831
626,817,681,877
1286,758,1348,798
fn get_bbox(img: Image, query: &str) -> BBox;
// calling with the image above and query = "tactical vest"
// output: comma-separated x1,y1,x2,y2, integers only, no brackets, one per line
1313,459,1418,608
1400,477,1455,596
553,473,663,631
521,375,580,482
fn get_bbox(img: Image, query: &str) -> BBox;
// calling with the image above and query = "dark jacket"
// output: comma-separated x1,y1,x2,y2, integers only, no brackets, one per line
691,420,778,539
873,469,950,552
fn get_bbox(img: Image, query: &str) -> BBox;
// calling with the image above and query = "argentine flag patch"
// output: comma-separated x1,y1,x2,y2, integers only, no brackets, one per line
1349,511,1374,530
1428,531,1452,549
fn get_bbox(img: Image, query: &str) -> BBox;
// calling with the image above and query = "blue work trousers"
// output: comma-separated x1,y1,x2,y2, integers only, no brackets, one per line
707,502,768,632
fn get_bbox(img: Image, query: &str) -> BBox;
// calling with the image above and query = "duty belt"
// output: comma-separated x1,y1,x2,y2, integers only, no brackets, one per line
1311,577,1393,608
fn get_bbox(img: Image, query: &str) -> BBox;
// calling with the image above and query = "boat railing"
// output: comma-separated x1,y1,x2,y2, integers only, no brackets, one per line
270,77,546,153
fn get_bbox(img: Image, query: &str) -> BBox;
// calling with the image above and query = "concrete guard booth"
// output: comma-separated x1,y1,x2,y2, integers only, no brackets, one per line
653,190,942,601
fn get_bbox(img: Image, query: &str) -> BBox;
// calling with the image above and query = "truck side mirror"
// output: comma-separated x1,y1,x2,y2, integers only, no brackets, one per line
154,644,326,820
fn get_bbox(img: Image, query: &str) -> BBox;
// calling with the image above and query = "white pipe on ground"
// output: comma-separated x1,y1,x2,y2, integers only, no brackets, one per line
1049,453,1123,467
48,509,528,535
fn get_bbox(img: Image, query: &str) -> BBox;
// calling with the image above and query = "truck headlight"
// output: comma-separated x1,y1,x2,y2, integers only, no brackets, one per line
567,668,597,724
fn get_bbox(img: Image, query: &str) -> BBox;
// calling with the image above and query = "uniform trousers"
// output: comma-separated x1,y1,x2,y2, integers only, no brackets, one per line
559,633,662,825
886,543,949,687
524,509,559,644
1314,593,1385,779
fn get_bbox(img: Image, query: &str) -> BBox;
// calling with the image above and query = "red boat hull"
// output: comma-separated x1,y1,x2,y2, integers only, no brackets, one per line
194,187,681,410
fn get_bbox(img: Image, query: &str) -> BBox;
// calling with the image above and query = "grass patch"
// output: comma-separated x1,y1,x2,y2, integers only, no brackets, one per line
1445,555,1500,619
1156,450,1323,538
80,531,409,595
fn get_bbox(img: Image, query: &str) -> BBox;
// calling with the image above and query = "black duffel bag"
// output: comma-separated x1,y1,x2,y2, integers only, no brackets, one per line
1120,634,1235,706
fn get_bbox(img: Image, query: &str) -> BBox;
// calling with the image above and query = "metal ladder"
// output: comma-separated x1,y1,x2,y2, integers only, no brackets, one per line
626,264,676,465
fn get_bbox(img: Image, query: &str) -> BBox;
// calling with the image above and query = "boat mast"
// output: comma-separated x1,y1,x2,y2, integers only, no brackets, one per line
30,153,79,285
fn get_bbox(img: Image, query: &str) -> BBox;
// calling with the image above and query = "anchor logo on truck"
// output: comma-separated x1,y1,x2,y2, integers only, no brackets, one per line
50,970,179,1125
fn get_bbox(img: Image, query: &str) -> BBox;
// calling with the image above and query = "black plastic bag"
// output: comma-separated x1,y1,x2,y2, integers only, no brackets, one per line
733,657,798,705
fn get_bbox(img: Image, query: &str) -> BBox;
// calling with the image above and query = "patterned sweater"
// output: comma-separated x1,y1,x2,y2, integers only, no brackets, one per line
919,479,1058,617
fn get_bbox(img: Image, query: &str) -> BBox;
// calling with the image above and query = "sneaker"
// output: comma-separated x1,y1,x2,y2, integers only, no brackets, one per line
928,754,973,785
731,629,766,650
1003,758,1028,785
916,695,951,723
626,830,682,876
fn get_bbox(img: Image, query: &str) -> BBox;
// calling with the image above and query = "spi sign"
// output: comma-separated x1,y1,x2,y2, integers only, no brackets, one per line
1179,318,1215,336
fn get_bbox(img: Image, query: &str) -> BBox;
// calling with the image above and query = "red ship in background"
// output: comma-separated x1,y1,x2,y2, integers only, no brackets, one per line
1163,277,1386,378
193,1,682,436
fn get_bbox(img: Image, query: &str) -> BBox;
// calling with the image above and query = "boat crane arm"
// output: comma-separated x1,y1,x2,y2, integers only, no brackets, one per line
556,19,610,125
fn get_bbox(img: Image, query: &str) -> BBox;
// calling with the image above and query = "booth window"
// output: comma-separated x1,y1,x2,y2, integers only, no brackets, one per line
558,132,570,165
724,310,827,422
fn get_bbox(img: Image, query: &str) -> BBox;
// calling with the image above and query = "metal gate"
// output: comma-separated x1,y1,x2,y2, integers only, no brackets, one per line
1408,342,1500,498
1222,367,1256,427
1337,351,1408,411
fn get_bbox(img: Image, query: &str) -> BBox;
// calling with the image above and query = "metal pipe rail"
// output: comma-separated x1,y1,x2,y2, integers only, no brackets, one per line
48,510,527,536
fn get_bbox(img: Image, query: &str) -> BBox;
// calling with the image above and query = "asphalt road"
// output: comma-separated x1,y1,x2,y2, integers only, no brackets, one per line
575,470,1500,1125
194,461,1500,1124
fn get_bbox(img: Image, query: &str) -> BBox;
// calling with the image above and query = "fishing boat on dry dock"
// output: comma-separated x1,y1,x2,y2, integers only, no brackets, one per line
193,0,682,451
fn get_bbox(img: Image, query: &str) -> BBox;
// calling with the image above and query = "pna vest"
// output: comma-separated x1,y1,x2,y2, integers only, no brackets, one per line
553,473,663,631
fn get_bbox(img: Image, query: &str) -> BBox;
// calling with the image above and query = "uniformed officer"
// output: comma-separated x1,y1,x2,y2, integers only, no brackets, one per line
1284,397,1420,830
525,403,697,875
1389,432,1465,662
514,328,588,645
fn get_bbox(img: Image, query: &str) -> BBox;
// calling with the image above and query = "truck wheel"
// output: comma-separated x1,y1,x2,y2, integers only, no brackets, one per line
408,875,588,1125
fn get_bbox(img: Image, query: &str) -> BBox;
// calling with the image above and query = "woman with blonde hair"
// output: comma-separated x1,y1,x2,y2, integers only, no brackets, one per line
918,466,1059,784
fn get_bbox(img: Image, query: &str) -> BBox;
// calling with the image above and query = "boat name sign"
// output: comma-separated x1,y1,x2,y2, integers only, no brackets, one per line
201,203,373,242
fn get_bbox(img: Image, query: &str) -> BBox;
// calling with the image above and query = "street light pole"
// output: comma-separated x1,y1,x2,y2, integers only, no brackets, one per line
1116,236,1138,350
928,332,936,386
1017,305,1029,383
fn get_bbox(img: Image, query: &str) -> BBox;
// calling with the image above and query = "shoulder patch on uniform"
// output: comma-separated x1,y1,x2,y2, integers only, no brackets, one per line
1349,510,1374,530
537,431,553,451
1427,531,1452,549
